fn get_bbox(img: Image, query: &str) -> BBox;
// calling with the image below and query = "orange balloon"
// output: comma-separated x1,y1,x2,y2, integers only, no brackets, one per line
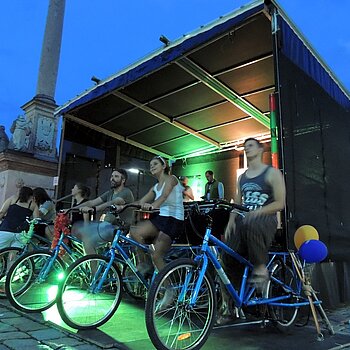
294,225,319,249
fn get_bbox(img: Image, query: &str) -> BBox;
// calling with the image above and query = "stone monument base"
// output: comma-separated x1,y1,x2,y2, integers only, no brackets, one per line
0,150,57,205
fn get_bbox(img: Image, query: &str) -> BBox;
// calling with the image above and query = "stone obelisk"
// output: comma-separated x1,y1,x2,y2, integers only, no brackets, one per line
0,0,66,205
22,0,66,159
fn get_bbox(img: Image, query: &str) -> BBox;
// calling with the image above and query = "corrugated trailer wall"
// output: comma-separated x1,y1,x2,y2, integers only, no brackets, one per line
276,18,350,307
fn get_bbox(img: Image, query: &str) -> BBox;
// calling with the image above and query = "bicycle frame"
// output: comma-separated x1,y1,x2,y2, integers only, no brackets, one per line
188,226,321,309
90,228,151,293
90,227,202,293
36,232,83,283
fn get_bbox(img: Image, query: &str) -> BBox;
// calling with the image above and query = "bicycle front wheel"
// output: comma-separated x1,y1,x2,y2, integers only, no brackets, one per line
57,254,122,330
0,247,23,298
268,261,300,330
5,250,64,312
145,258,216,350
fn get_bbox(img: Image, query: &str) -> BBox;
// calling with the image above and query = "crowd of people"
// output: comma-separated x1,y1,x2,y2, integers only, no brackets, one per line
0,137,285,321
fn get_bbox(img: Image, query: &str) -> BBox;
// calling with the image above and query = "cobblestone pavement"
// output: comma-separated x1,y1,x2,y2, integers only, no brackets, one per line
0,301,112,350
1,299,350,350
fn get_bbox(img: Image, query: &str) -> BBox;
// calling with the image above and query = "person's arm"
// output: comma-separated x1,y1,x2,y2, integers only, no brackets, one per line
76,197,103,209
151,176,177,209
32,203,41,218
224,176,242,241
0,197,12,220
136,188,156,209
218,182,224,199
183,186,194,201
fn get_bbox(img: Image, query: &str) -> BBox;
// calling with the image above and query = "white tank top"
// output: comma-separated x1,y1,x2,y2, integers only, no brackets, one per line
153,176,184,220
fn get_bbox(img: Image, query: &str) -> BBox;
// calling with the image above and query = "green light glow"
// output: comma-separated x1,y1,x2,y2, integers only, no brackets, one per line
57,272,65,280
47,285,58,300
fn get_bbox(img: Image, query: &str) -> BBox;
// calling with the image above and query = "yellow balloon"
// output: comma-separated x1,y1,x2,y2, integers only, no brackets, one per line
294,225,319,249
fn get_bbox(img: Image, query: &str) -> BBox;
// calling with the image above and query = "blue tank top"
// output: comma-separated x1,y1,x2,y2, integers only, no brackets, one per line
239,166,274,211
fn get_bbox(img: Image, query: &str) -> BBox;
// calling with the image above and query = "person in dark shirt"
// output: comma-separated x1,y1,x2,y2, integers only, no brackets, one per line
217,138,285,324
70,183,91,225
202,170,224,200
0,186,39,249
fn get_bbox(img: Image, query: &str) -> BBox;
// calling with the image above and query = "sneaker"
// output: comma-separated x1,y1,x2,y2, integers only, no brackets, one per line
215,314,233,326
157,287,175,311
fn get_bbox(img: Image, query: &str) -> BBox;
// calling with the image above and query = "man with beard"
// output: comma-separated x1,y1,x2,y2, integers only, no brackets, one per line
71,169,134,254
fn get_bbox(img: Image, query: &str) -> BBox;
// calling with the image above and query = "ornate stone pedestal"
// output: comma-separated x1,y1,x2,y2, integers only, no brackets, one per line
22,97,58,160
0,150,57,205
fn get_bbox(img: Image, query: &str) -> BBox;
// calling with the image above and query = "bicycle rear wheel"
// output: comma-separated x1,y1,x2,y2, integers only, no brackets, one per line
0,247,23,298
268,261,300,330
5,250,64,312
57,254,122,330
122,263,147,300
145,258,216,350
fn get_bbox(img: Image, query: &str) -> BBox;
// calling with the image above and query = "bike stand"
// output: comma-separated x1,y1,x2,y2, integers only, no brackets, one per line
290,252,335,340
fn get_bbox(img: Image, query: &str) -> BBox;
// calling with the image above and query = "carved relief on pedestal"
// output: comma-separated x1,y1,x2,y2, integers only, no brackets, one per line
35,116,54,153
8,115,32,151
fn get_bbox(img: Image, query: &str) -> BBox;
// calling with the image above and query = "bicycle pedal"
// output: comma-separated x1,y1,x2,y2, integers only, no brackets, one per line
233,307,246,319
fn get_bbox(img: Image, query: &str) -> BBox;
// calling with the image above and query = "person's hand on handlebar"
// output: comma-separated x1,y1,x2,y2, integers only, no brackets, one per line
80,206,95,214
141,203,153,211
111,204,125,212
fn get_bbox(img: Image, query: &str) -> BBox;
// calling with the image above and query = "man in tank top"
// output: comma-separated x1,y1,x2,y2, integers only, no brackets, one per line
217,138,285,324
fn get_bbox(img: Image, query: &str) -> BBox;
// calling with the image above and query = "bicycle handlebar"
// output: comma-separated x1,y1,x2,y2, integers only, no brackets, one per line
185,200,249,213
25,217,54,225
58,208,84,215
109,203,142,214
214,200,250,212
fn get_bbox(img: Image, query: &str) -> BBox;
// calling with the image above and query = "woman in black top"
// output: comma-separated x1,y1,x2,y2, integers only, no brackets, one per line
0,186,39,249
70,183,91,224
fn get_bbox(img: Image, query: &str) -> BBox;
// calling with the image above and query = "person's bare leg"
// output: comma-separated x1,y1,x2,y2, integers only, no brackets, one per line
150,231,172,272
130,221,158,273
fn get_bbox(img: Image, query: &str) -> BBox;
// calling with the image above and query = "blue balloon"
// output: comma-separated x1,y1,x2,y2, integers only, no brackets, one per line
299,239,328,263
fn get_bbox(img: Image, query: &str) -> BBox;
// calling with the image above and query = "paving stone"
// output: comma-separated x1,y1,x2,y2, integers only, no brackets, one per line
29,328,65,341
42,337,86,349
0,331,30,341
0,310,21,319
3,339,41,350
73,345,105,350
0,345,11,350
0,322,17,332
2,317,47,331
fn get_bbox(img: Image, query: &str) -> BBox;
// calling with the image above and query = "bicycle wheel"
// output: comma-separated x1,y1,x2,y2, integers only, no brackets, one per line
57,254,122,329
5,250,64,312
0,247,23,298
268,261,300,330
145,258,216,350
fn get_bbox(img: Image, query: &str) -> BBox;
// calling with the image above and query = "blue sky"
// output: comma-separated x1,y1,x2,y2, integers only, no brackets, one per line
1,0,350,138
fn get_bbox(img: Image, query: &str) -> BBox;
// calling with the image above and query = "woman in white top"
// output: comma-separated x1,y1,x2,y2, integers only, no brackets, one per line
128,155,184,272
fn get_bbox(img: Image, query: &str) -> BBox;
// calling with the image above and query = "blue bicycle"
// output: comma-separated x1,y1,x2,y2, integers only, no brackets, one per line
57,204,201,330
0,218,51,297
5,210,85,313
145,201,331,350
